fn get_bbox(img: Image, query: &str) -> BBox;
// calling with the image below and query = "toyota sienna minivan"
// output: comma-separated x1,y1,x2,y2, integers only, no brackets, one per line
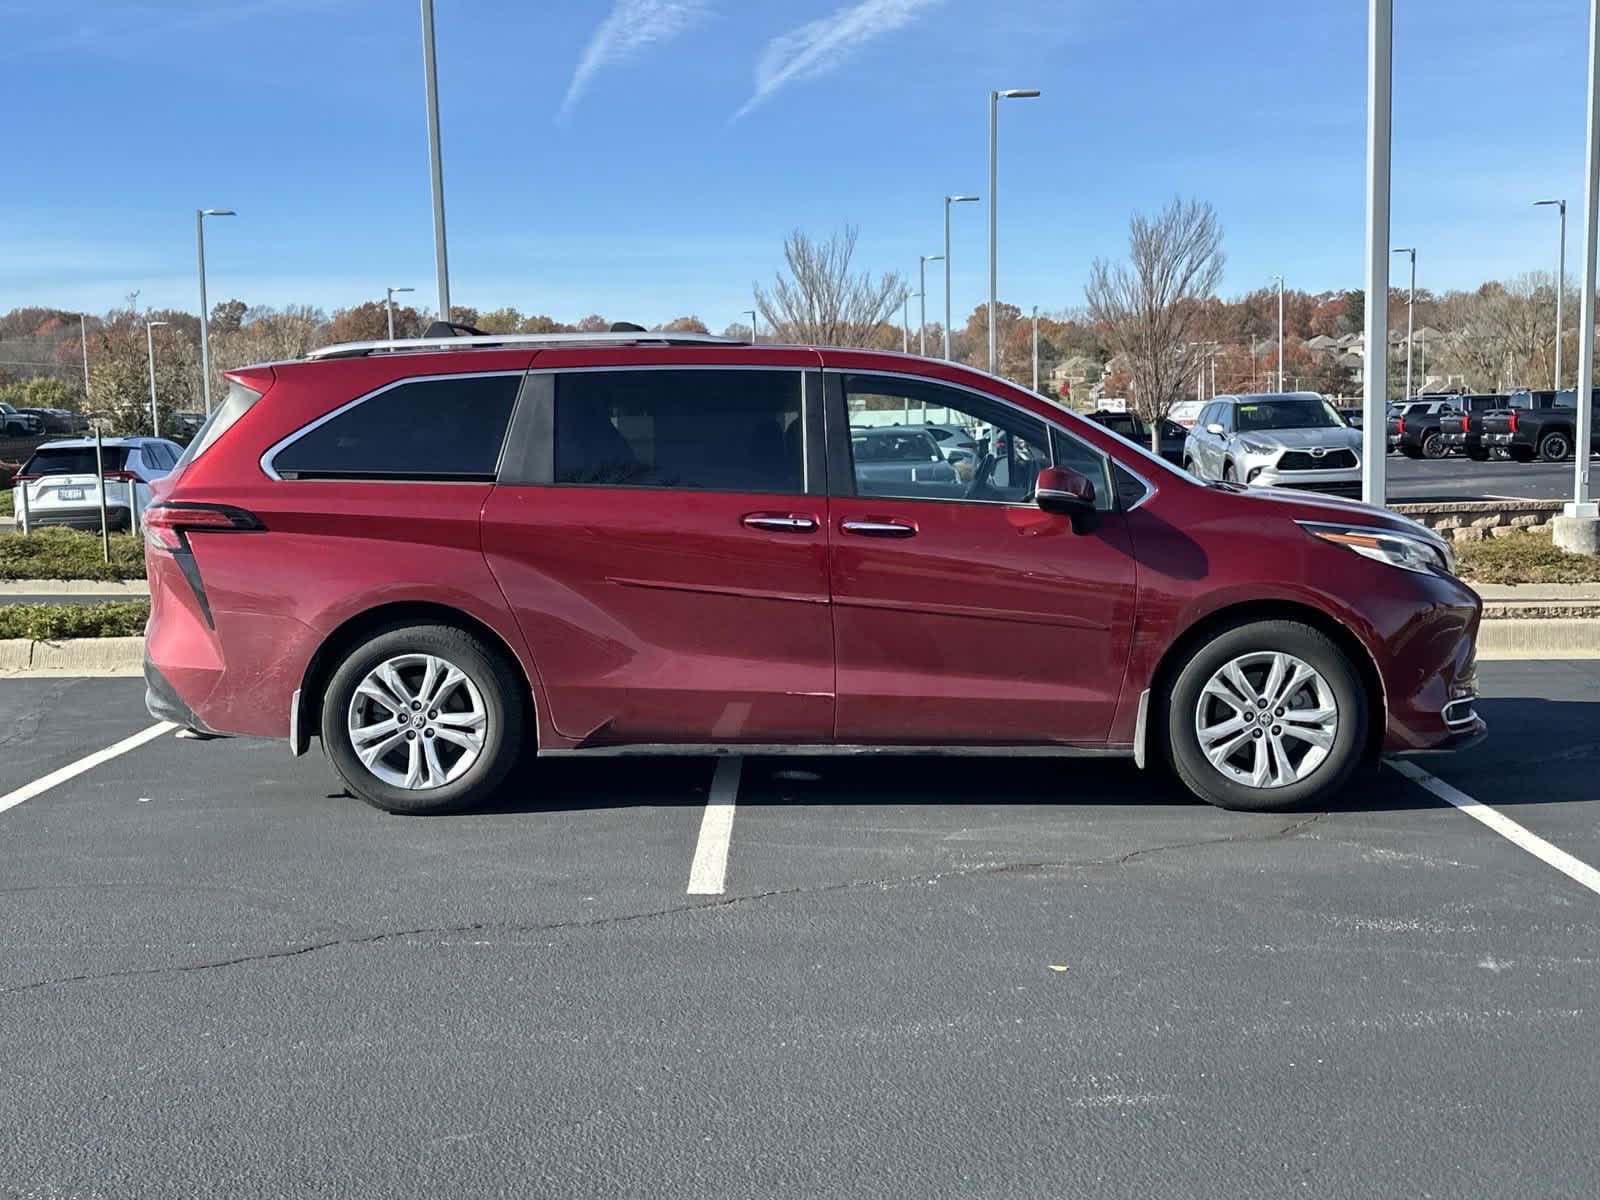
142,329,1483,815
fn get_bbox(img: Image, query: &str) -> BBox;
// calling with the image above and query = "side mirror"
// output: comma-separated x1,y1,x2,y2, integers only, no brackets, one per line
1205,422,1225,435
1036,465,1098,533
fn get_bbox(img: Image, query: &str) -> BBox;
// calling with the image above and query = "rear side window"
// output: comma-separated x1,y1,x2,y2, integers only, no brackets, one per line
554,369,803,493
273,374,518,481
21,446,130,476
177,378,262,470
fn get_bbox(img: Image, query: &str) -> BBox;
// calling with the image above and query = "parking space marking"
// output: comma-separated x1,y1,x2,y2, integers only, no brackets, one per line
687,757,741,895
0,721,175,818
1390,760,1600,898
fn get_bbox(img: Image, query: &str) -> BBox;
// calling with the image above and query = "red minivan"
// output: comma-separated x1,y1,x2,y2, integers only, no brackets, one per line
143,330,1482,815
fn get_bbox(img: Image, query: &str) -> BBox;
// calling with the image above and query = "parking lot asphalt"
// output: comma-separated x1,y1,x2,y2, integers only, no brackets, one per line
1384,452,1598,501
2,664,1598,1198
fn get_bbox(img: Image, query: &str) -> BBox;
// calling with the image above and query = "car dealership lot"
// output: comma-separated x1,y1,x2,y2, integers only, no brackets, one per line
2,665,1598,1198
1385,452,1598,501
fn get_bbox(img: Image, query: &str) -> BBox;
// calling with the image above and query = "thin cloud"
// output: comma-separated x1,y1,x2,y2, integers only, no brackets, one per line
562,0,712,117
734,0,943,120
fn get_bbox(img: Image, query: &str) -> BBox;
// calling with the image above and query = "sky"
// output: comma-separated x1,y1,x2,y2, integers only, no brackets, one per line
0,0,1592,332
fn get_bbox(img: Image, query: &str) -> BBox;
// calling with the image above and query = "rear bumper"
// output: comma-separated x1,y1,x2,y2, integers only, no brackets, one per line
26,505,131,530
144,652,219,734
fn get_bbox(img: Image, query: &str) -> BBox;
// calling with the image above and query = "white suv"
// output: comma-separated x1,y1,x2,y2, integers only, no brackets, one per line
1182,393,1363,499
14,437,185,532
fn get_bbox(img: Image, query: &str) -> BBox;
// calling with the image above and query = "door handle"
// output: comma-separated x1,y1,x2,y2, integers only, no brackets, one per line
742,513,819,533
841,519,917,538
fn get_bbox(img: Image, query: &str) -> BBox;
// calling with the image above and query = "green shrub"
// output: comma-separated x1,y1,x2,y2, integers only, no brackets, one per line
0,600,149,640
0,527,145,580
0,489,12,517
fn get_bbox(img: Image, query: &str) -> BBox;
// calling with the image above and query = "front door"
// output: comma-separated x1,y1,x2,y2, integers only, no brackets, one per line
481,360,835,745
824,371,1138,746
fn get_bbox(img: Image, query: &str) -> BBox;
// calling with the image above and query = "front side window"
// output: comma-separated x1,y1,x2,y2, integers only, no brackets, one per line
272,374,517,481
554,369,803,493
842,374,1050,504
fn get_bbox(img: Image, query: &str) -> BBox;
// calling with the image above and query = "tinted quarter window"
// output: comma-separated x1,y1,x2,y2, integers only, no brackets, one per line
274,375,518,480
22,446,130,476
554,369,803,493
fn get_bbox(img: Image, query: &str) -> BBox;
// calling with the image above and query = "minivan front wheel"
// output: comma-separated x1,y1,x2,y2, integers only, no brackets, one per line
320,623,526,815
1164,620,1366,811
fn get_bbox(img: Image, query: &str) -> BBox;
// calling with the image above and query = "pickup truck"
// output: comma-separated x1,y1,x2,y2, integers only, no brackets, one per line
1481,388,1600,462
1417,394,1510,460
1385,398,1462,458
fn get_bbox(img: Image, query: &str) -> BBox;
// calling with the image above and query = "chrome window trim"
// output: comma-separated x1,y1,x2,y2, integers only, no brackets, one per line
259,369,526,482
827,366,1158,512
531,362,815,495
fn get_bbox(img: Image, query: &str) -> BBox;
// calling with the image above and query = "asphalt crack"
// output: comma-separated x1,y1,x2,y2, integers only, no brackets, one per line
0,812,1329,997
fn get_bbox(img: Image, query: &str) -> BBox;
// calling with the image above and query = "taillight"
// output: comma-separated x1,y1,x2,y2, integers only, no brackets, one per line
10,474,37,485
102,469,139,482
1508,411,1518,433
143,502,264,552
1396,417,1404,434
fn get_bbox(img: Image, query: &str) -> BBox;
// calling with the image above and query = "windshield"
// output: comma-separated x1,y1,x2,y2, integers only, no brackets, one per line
1235,397,1343,431
852,430,941,463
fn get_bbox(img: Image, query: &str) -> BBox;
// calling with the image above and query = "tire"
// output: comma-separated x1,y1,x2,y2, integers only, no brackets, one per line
320,623,527,815
1538,431,1572,463
1421,433,1447,460
1162,619,1368,812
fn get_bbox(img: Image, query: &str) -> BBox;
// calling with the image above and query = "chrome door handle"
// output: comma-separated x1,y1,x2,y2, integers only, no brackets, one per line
841,519,917,538
742,514,818,532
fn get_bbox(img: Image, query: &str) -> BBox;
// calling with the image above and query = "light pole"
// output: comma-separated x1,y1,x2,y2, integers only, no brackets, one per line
79,315,90,398
145,320,168,438
385,286,415,340
1536,199,1568,389
1031,305,1039,393
421,0,451,322
1363,1,1393,506
943,194,978,360
195,207,235,416
902,292,920,354
988,87,1040,375
745,309,758,344
1392,247,1416,399
1272,275,1285,391
918,254,943,356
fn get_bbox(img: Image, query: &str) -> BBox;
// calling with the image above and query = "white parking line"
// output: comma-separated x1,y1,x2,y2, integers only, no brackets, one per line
1390,760,1600,898
0,722,176,818
687,757,741,895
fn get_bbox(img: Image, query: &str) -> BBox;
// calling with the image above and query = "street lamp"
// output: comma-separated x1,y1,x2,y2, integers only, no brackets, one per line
421,0,451,322
918,254,944,356
385,287,415,340
902,292,921,355
745,309,758,344
943,194,978,360
1535,199,1568,389
1271,275,1286,391
145,320,168,438
1031,305,1039,392
1392,247,1416,399
988,87,1040,375
195,207,235,416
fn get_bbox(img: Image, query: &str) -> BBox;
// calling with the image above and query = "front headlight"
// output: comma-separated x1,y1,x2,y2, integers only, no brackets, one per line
1238,438,1277,455
1299,521,1455,576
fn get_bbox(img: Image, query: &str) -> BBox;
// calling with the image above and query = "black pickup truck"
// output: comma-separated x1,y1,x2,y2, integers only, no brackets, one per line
1481,388,1600,462
1428,394,1511,460
1386,397,1467,458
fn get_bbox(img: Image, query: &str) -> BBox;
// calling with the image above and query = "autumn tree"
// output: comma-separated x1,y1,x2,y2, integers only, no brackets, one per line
1085,197,1225,450
756,226,906,348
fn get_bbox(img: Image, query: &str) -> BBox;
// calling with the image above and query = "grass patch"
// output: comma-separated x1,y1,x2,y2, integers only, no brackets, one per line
0,489,12,517
0,600,148,640
1456,527,1600,585
0,527,145,580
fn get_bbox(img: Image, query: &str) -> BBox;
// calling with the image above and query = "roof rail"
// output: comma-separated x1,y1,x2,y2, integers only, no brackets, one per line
305,330,743,360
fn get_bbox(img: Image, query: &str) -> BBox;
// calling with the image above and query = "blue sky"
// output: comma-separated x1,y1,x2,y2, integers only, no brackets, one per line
0,0,1590,330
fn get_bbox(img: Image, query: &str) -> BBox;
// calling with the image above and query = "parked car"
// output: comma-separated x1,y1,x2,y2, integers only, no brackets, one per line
1338,406,1363,429
15,406,89,435
1434,394,1512,461
1384,399,1460,457
0,402,44,436
1084,410,1187,465
1167,399,1206,429
13,437,185,532
849,426,962,490
1182,393,1363,497
921,422,980,466
142,331,1481,818
1481,388,1600,462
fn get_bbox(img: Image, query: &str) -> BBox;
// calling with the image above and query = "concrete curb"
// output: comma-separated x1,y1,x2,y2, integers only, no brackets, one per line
1476,619,1600,660
0,579,148,595
0,636,144,676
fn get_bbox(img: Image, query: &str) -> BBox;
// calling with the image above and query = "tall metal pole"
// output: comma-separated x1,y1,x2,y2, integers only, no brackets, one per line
1538,200,1569,389
387,289,396,341
1391,248,1416,398
1362,0,1392,507
1276,276,1285,391
918,255,943,357
745,309,758,343
196,211,212,415
987,91,998,375
1031,305,1039,392
943,194,977,360
145,321,167,439
902,294,911,354
79,315,90,398
1569,0,1599,520
421,0,451,322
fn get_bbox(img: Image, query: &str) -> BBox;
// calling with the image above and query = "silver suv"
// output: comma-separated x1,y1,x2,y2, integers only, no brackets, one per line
1183,393,1362,498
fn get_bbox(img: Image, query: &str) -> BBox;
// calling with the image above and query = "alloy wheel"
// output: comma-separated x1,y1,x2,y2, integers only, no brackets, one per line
345,653,487,790
1193,651,1339,789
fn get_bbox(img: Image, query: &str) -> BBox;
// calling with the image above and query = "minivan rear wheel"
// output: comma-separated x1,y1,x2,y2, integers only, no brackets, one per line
1164,620,1367,812
320,623,526,815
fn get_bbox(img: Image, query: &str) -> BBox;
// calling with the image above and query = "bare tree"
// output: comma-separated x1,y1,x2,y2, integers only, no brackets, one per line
1085,197,1225,450
756,226,906,348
